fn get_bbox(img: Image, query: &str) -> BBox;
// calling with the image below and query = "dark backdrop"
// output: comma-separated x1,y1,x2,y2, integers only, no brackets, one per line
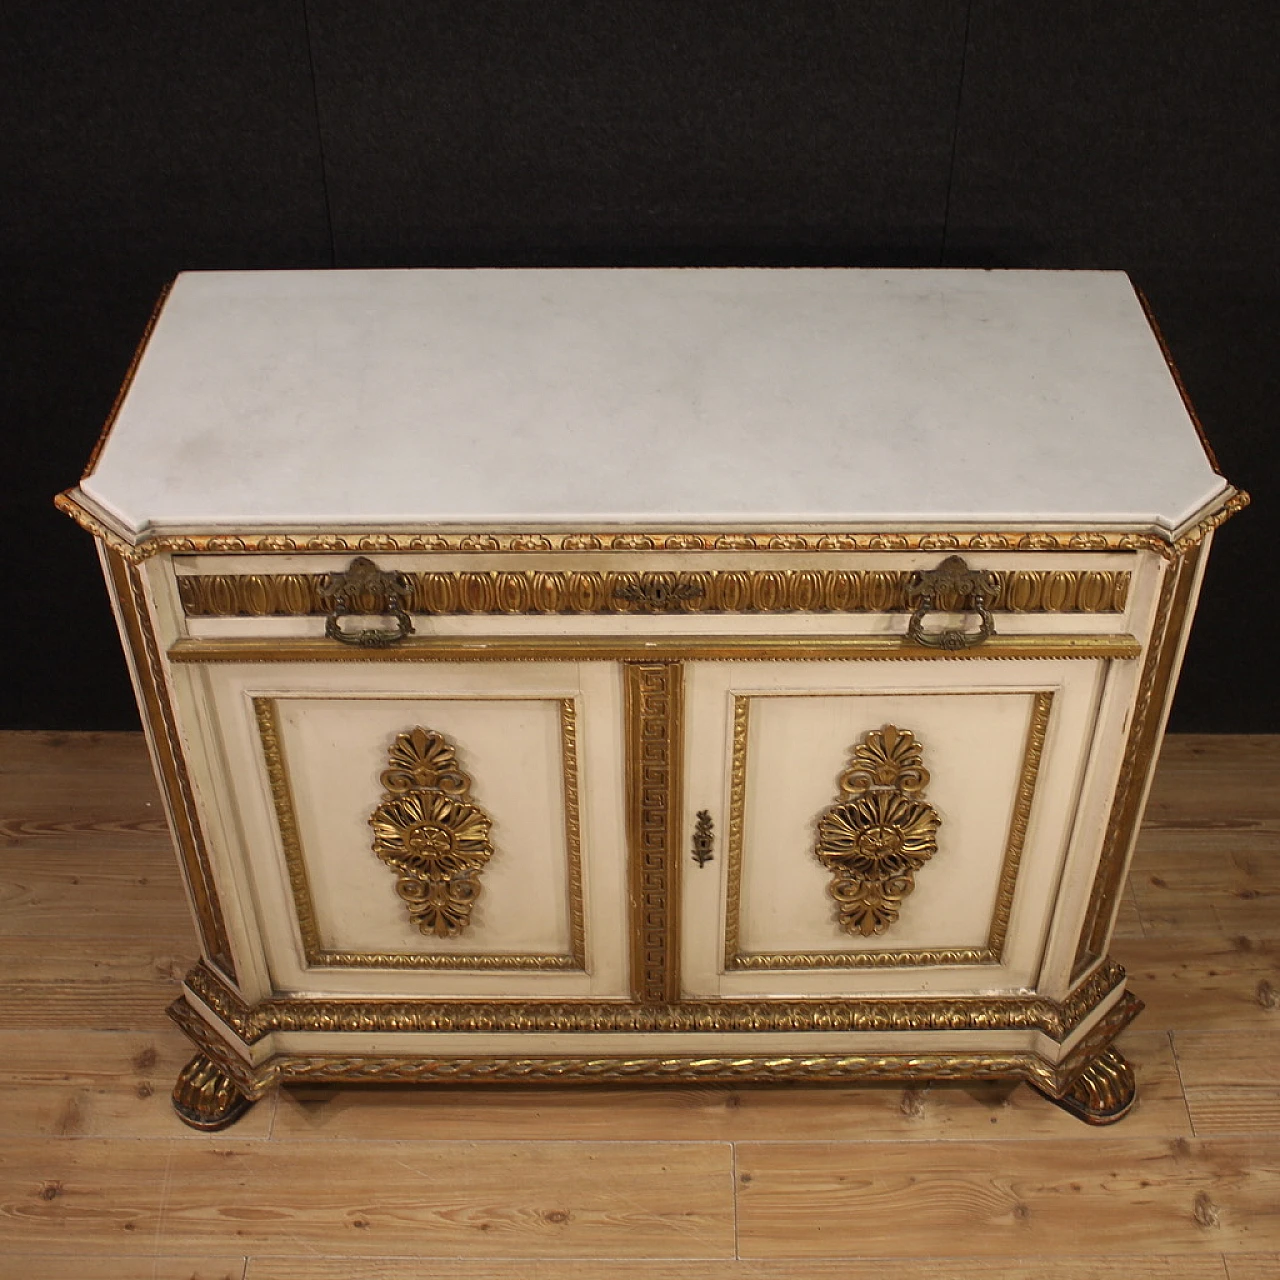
5,1,1275,731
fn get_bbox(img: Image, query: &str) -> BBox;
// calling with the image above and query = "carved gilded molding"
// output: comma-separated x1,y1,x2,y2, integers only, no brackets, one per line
987,693,1052,951
369,727,496,938
255,696,586,970
1073,545,1204,978
170,633,1142,665
560,699,587,969
1171,490,1250,555
168,984,1142,1099
723,697,750,966
54,493,144,562
625,662,683,1003
54,481,1249,563
181,956,1124,1045
725,691,1053,969
815,725,942,936
105,551,236,980
175,567,1133,617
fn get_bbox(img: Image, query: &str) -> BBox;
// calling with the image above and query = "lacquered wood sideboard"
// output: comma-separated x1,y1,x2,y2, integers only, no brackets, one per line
58,268,1245,1130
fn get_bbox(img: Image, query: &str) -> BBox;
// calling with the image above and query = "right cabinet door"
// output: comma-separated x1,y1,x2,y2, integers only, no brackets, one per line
680,656,1123,999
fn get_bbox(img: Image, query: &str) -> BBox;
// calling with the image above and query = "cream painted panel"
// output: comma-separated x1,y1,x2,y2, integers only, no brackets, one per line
196,661,629,999
737,690,1032,952
273,695,573,956
681,658,1110,998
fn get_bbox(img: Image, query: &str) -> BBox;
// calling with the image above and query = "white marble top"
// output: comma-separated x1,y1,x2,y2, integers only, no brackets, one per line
81,268,1227,534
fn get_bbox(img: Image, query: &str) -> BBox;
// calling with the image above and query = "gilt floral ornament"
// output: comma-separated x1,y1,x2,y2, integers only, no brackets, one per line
369,728,495,938
815,725,942,936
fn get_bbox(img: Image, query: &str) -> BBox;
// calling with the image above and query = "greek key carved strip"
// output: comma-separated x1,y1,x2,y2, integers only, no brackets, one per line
177,567,1133,617
625,662,683,1003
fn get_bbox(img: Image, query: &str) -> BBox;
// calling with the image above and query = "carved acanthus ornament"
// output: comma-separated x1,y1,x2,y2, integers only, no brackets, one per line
815,725,941,936
369,728,495,938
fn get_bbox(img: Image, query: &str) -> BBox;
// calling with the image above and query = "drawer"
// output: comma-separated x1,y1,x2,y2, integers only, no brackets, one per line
156,546,1158,648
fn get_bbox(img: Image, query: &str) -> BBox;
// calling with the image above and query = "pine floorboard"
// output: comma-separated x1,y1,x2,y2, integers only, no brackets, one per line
0,730,1276,1276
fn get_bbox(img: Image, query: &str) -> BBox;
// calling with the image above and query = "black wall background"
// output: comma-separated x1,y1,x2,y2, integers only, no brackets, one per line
5,1,1276,732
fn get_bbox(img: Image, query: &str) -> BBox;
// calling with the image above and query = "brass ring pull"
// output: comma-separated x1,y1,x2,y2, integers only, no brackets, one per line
318,556,415,648
905,555,998,650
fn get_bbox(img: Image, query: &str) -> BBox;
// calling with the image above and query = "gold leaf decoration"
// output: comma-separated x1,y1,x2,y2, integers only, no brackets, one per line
815,725,941,936
369,728,495,938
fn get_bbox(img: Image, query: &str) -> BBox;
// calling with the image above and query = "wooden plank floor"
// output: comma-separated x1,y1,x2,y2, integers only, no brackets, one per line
0,731,1277,1280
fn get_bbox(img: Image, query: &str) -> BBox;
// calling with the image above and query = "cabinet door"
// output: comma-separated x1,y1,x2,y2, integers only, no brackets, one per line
183,660,629,998
681,657,1118,998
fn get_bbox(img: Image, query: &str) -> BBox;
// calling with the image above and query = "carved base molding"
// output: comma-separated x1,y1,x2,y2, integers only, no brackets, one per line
167,970,1142,1130
172,1052,255,1131
178,956,1128,1045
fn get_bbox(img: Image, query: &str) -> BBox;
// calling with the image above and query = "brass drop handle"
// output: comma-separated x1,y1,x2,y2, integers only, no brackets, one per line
905,555,999,650
318,556,415,648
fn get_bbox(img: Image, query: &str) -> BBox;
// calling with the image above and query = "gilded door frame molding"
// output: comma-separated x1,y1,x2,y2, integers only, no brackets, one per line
723,690,1054,970
254,694,587,972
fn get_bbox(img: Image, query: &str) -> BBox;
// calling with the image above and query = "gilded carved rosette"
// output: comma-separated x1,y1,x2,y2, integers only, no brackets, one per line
815,725,941,936
368,727,495,938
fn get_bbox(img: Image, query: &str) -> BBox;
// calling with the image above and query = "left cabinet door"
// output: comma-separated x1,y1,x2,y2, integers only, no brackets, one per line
172,659,630,999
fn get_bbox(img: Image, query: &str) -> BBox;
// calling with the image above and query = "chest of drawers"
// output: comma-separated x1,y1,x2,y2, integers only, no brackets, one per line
59,267,1245,1129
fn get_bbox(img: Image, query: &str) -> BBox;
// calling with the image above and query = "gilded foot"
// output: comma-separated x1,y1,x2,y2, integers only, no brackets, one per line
172,1053,254,1131
1039,1045,1137,1126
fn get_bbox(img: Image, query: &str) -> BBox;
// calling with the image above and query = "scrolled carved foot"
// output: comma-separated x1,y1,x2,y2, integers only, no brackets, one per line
172,1053,254,1131
1040,1045,1137,1126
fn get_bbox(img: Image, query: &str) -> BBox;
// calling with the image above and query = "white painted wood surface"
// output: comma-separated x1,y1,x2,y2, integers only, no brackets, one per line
82,268,1225,533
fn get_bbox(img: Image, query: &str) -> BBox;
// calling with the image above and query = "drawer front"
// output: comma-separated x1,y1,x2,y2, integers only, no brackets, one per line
679,656,1128,998
178,660,630,999
164,547,1150,645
